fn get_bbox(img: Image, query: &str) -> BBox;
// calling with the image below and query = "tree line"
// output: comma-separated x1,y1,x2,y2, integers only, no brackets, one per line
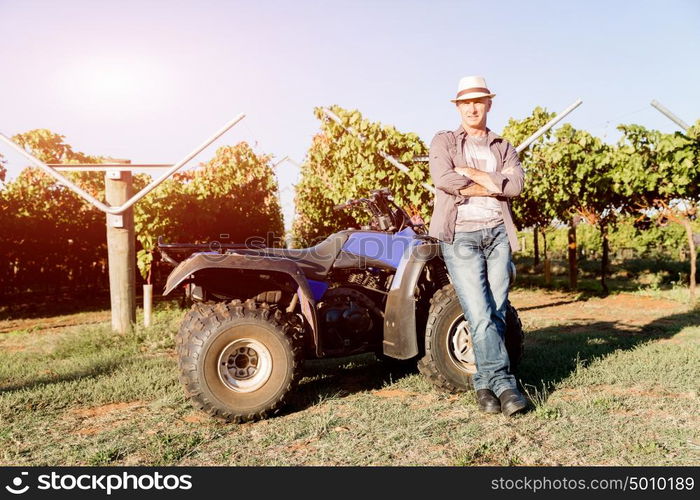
2,107,698,302
292,106,700,300
0,130,284,297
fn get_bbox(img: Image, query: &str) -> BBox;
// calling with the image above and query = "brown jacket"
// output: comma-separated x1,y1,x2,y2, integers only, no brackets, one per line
428,126,524,251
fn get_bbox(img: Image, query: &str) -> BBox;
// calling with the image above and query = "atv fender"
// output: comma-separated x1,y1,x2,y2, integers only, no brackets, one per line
163,253,321,355
382,242,441,359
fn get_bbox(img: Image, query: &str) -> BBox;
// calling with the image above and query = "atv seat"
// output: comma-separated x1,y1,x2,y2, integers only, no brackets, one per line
232,232,349,281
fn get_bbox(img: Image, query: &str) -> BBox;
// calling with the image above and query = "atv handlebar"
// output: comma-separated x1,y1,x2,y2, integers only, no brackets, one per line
333,198,370,212
333,188,426,234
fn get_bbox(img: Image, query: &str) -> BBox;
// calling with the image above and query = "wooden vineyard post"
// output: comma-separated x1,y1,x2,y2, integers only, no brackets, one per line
0,113,246,334
544,258,552,286
143,284,153,328
568,217,578,290
105,167,136,333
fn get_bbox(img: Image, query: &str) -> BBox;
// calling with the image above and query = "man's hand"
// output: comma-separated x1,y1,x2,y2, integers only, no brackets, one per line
454,166,501,194
459,184,496,197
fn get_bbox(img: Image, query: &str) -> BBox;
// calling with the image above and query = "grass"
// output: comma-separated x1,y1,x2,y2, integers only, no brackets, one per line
0,289,698,466
514,255,700,302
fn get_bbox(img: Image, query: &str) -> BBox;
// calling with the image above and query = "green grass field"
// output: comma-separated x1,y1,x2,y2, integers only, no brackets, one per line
0,288,698,466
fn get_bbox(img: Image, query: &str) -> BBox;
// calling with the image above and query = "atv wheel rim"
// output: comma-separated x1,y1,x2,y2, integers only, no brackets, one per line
447,316,477,374
217,338,273,393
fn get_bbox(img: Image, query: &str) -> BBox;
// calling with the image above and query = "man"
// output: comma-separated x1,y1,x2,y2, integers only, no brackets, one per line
428,75,528,417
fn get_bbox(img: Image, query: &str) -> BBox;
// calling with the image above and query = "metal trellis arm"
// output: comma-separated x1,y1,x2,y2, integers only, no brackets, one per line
0,113,246,214
515,99,583,153
650,100,690,131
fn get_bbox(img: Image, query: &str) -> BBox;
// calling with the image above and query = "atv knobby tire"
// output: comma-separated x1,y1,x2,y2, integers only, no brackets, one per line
176,300,302,422
418,284,524,393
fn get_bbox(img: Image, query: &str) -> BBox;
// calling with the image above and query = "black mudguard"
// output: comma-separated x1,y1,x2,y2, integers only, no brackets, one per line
382,242,441,359
163,253,322,356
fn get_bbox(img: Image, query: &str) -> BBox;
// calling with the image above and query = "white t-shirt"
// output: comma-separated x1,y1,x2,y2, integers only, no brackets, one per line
455,134,504,232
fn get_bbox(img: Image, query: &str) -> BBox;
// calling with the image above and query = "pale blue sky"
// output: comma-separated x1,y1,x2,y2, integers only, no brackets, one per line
1,0,699,228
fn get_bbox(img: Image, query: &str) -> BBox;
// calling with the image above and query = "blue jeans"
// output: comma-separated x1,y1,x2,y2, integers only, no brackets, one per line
440,223,517,397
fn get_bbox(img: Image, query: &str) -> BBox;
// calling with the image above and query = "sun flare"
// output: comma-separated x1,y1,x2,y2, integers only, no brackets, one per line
85,67,139,99
57,56,170,117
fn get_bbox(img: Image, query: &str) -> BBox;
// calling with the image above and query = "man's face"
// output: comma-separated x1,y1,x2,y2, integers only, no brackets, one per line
456,97,492,129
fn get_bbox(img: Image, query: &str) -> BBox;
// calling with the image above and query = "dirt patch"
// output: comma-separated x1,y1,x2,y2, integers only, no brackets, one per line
513,291,687,331
70,401,146,436
182,412,210,424
0,344,27,353
610,408,685,420
510,290,576,309
373,389,416,399
72,401,145,419
554,385,697,402
602,294,679,312
286,437,319,454
656,338,685,345
436,407,473,419
371,389,437,409
606,386,696,399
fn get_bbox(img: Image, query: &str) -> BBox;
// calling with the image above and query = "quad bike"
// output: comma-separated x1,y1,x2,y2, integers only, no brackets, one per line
159,188,523,422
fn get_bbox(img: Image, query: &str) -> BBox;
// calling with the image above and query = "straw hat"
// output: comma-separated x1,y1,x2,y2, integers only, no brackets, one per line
451,75,496,102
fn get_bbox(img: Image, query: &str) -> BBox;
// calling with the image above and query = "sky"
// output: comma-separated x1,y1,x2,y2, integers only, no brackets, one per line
1,0,699,230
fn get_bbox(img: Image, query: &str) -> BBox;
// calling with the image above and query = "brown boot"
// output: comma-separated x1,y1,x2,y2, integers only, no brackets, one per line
498,389,528,417
476,389,501,414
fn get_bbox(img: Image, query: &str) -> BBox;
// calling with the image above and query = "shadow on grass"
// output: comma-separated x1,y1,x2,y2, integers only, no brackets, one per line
0,291,112,322
0,291,180,323
517,307,700,398
284,354,417,415
284,306,699,415
0,359,127,393
518,298,589,312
